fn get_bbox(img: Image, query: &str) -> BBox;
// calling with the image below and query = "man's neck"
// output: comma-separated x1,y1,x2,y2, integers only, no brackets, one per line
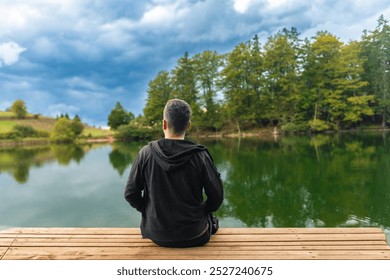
164,132,185,140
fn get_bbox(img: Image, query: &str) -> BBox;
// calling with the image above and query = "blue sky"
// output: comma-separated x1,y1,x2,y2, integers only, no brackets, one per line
0,0,389,127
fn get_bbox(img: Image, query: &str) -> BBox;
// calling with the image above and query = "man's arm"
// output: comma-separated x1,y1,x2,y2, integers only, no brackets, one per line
201,151,224,213
124,149,145,213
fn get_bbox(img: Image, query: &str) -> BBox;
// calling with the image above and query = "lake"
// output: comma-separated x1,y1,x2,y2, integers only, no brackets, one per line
1,133,389,243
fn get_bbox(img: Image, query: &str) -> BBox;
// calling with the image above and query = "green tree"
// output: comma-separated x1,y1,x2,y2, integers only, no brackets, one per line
143,71,173,126
193,50,224,130
108,102,134,130
361,15,390,127
11,99,28,119
339,41,374,126
301,32,344,131
221,41,255,132
248,35,266,124
263,30,301,126
70,115,84,136
222,36,269,131
171,52,200,127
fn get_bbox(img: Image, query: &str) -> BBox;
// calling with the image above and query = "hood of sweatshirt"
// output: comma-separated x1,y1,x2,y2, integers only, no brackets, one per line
149,139,206,172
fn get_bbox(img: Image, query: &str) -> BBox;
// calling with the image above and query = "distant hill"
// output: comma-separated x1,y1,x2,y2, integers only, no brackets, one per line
0,111,112,138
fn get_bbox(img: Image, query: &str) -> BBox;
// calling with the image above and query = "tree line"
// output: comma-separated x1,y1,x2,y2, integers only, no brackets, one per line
112,15,389,136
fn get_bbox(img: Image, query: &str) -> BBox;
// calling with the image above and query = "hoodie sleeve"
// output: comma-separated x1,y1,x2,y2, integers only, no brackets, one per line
201,150,224,213
124,147,146,212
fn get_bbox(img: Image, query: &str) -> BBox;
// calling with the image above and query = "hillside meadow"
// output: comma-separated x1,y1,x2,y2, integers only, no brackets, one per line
0,111,112,143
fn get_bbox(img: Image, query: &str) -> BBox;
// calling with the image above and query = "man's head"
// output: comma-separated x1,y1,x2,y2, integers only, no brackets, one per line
163,99,191,138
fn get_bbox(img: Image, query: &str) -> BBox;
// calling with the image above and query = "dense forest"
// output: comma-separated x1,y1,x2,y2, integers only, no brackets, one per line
130,15,389,135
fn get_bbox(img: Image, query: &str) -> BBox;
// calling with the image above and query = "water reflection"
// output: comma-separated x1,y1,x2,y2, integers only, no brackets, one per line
1,134,389,239
0,144,88,184
108,142,144,176
202,133,390,234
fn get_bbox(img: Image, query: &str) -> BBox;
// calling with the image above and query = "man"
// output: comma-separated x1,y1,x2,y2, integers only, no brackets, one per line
124,99,224,247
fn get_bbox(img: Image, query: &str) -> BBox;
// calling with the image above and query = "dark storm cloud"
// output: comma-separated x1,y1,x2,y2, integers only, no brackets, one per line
0,0,389,126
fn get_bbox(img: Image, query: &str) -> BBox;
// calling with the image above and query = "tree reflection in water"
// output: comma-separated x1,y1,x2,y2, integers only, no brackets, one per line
1,134,389,234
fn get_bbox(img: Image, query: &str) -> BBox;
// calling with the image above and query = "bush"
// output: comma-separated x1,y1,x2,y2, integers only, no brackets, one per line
281,122,309,133
50,118,76,143
12,125,37,138
308,119,330,132
114,124,161,141
50,117,85,143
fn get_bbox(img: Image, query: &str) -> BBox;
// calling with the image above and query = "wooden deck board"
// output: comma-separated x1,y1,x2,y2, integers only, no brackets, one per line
1,227,390,260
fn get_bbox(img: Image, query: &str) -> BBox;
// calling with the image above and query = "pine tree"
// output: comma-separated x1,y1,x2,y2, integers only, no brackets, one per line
171,52,200,126
108,102,133,130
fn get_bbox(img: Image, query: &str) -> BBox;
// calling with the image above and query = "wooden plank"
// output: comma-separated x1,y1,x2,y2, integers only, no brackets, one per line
10,238,387,246
5,245,390,255
1,228,141,235
3,247,390,260
1,227,389,260
217,227,384,234
7,234,144,239
0,247,8,260
0,238,15,247
9,242,390,251
9,233,387,242
11,241,389,250
0,231,16,259
3,227,383,235
208,233,387,242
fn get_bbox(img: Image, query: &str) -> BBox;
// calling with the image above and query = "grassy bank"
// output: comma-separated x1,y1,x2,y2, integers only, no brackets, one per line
0,111,112,146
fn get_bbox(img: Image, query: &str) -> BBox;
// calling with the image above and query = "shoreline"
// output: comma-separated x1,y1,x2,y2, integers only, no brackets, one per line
1,128,390,148
0,136,114,148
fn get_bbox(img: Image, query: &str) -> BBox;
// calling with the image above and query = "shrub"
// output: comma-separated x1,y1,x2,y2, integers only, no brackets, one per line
12,125,37,138
281,122,309,133
308,119,330,132
50,117,85,143
114,124,161,141
50,118,76,143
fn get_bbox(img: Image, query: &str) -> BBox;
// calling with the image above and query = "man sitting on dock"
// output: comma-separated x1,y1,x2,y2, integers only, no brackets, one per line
124,98,224,247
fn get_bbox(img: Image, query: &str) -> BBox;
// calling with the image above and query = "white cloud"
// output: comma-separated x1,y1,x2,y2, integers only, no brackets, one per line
233,0,257,14
65,77,101,91
0,3,42,31
99,19,136,50
265,0,293,10
0,42,27,66
30,37,58,59
140,3,188,27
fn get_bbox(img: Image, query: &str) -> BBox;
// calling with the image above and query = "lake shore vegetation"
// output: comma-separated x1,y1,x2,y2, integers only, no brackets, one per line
0,109,112,147
2,16,388,144
112,15,389,141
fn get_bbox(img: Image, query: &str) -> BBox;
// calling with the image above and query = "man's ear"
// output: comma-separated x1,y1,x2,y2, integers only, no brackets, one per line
187,121,192,129
163,119,168,130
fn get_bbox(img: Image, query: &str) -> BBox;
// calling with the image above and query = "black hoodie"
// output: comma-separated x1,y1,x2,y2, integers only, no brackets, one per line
124,139,224,242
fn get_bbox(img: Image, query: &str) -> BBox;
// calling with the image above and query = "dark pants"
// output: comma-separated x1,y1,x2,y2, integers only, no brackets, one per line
153,214,218,248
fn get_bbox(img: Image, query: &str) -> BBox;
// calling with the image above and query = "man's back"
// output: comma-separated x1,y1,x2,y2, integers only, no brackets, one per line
125,139,223,243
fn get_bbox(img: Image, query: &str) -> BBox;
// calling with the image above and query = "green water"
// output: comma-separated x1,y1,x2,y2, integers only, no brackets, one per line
1,133,389,242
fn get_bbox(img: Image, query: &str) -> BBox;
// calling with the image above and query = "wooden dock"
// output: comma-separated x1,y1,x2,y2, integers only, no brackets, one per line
1,227,390,260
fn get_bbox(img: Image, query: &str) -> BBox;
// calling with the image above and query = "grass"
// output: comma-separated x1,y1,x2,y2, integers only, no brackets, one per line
0,120,16,133
83,126,113,138
0,111,112,138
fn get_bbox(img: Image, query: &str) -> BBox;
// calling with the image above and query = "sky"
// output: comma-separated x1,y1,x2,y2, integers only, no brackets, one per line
0,0,389,128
